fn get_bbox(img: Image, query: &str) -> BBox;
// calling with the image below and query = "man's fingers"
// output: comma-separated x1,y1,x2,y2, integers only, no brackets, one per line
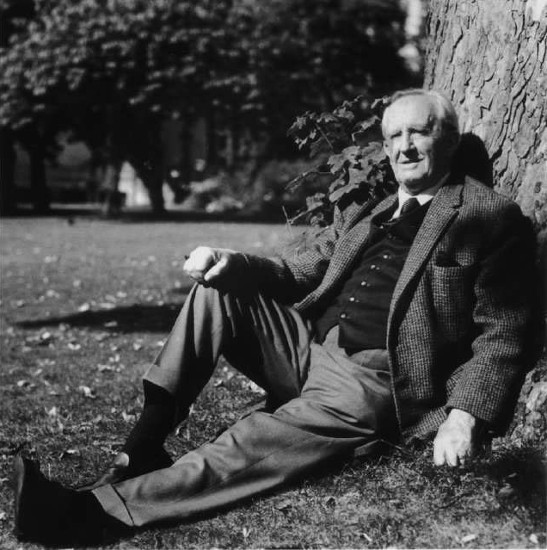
204,256,228,282
433,439,444,465
434,437,473,467
183,247,217,282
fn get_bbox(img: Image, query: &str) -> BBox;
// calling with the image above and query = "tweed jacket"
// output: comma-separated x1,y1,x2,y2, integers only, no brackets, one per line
247,174,539,442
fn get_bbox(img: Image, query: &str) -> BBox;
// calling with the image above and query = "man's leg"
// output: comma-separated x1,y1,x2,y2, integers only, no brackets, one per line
92,330,396,527
12,283,316,544
85,282,313,486
144,282,312,420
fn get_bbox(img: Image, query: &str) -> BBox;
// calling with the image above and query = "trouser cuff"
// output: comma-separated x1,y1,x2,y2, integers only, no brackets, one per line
92,484,135,527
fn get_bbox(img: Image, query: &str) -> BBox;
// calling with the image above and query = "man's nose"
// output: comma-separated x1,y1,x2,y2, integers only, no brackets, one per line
400,132,413,152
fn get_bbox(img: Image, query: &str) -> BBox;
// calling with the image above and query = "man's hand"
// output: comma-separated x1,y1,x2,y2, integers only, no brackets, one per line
433,409,478,467
183,246,245,288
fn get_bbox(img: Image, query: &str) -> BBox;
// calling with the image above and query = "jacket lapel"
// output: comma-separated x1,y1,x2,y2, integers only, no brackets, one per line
331,193,398,272
389,179,464,321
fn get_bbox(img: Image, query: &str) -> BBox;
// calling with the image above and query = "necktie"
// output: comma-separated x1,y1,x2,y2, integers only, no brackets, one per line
399,197,420,216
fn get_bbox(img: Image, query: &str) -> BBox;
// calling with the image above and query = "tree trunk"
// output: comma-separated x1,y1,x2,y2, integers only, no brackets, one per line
28,140,50,213
180,112,193,189
100,161,124,217
0,126,17,215
206,110,217,169
133,159,165,215
424,0,546,444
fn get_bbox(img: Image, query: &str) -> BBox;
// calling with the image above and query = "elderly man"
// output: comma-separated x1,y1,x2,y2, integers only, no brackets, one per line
13,89,539,545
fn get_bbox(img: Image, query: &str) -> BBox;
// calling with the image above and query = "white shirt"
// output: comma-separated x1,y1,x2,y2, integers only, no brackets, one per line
391,174,449,219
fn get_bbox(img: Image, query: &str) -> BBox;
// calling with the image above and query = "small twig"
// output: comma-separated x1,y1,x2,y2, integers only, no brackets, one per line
286,169,330,191
314,121,335,152
281,206,294,238
437,489,475,509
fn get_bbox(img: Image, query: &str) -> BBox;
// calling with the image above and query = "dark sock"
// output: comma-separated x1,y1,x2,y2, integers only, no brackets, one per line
68,492,126,540
121,382,175,462
75,491,108,524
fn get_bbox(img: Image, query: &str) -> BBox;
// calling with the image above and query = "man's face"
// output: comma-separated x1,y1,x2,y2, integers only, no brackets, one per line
382,95,455,194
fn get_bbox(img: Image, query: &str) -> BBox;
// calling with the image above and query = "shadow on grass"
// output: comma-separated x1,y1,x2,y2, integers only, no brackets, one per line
17,302,186,333
2,204,291,224
482,445,546,517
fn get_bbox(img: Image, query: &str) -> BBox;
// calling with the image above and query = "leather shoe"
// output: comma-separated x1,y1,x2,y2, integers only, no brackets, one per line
78,447,173,491
12,454,128,546
13,454,95,545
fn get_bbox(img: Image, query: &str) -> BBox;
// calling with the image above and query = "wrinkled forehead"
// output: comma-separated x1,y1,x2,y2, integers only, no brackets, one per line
382,95,439,135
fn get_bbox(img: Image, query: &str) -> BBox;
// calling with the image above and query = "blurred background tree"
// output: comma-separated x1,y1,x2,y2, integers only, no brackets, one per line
0,0,414,215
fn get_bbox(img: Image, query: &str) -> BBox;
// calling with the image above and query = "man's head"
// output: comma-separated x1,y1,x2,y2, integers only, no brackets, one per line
382,89,460,195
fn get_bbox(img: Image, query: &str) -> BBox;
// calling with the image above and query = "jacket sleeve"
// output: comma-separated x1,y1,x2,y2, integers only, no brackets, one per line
446,202,542,429
243,206,345,304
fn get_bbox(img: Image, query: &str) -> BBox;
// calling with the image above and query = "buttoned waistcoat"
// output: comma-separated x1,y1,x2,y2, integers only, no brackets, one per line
246,175,540,442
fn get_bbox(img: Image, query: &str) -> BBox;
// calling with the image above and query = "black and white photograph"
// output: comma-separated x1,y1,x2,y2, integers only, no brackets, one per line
0,0,545,548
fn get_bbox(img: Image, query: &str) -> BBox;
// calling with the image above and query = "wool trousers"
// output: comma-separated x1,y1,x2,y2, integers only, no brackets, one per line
92,284,397,527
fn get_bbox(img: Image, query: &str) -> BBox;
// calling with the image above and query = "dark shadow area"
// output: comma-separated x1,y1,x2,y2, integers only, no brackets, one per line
117,208,290,224
1,203,292,224
452,132,494,188
17,302,185,333
481,446,546,518
0,204,100,219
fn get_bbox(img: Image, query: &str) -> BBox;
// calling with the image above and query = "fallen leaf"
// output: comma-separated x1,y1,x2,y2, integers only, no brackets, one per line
360,532,373,543
98,364,114,372
275,499,292,511
37,331,53,345
60,449,80,459
78,385,97,399
529,534,539,544
78,303,91,312
122,411,136,423
0,511,6,521
461,534,478,544
498,484,515,498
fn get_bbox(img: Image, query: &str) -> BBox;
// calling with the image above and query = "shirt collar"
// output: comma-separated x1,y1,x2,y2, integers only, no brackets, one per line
393,173,449,218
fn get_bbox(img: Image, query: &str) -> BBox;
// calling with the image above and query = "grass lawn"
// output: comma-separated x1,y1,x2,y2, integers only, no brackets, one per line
0,214,545,549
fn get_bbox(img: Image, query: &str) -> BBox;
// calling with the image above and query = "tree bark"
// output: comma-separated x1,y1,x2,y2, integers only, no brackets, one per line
424,0,546,444
424,0,546,228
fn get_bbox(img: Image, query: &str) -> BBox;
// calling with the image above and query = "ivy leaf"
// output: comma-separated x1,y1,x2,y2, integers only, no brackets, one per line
328,145,361,174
